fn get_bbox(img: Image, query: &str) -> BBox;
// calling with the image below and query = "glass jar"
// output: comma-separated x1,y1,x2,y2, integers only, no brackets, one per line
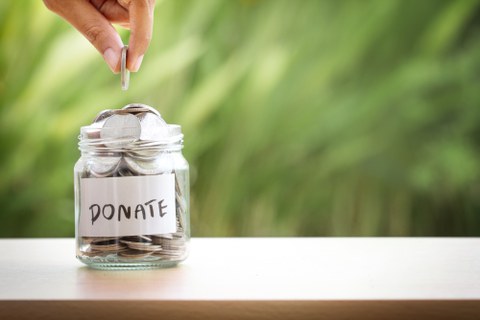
74,104,189,269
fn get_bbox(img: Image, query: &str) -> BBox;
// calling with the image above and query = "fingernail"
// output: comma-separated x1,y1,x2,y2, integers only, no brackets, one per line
103,48,120,73
131,55,144,72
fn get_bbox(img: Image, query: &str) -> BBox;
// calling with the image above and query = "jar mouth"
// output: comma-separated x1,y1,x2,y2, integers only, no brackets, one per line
79,104,184,153
78,124,183,152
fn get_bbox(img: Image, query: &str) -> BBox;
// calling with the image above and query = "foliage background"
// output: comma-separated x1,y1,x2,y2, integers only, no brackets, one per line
1,0,480,237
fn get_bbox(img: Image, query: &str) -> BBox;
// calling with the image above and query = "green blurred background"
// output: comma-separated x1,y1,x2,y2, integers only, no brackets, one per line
1,0,480,237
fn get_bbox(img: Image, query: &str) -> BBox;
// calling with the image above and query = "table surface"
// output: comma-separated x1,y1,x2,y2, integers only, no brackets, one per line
1,238,480,319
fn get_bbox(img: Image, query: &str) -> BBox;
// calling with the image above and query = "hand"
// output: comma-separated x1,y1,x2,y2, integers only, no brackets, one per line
43,0,155,73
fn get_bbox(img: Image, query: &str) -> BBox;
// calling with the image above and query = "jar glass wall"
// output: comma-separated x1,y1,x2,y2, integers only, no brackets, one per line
74,105,190,269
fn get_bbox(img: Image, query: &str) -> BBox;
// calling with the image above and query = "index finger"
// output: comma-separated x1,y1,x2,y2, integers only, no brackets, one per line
44,0,124,73
127,0,155,72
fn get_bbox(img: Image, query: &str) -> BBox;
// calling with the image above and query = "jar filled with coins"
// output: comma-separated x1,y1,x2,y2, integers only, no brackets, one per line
74,103,189,269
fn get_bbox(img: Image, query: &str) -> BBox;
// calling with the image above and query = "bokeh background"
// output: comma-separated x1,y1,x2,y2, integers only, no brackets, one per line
1,0,480,237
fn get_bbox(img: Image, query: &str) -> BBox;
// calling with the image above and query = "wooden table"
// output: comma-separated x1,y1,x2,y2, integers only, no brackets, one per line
0,238,479,319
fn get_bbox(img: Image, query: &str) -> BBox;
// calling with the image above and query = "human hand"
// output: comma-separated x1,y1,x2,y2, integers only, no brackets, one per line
43,0,155,73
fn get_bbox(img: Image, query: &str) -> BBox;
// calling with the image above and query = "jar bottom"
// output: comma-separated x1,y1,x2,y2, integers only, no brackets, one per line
77,255,186,270
76,235,189,270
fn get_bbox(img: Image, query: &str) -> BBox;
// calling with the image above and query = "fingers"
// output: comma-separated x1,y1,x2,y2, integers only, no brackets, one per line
44,0,124,73
44,0,155,73
127,0,155,72
90,0,129,25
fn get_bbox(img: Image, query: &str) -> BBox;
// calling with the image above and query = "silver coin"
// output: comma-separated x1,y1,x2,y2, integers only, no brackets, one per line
93,109,115,123
111,158,134,177
100,114,141,147
172,232,185,239
124,156,168,175
121,45,129,91
115,166,135,177
176,208,185,230
118,250,153,259
161,239,186,246
120,236,162,251
89,156,121,177
90,243,126,252
175,175,183,196
119,107,150,114
121,241,150,249
122,103,161,117
125,150,161,161
153,250,183,256
130,244,163,252
176,192,186,212
154,242,185,249
136,112,169,141
151,237,185,246
119,239,152,247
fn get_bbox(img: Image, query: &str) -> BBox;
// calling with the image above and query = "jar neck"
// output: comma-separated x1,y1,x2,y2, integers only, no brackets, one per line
79,137,183,157
78,124,184,156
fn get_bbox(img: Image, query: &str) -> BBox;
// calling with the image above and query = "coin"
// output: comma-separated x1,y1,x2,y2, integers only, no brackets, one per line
125,149,162,161
122,103,161,117
118,250,154,259
152,250,184,258
121,45,129,91
93,109,115,124
115,165,135,177
129,244,163,252
124,156,167,175
100,114,141,147
137,112,169,141
89,156,121,177
175,176,183,196
90,242,126,252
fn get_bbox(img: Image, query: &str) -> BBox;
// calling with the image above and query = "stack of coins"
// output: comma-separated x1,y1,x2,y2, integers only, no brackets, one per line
78,103,188,262
81,233,187,261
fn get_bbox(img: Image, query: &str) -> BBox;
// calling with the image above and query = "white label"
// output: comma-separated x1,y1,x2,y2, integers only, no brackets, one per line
79,174,176,237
